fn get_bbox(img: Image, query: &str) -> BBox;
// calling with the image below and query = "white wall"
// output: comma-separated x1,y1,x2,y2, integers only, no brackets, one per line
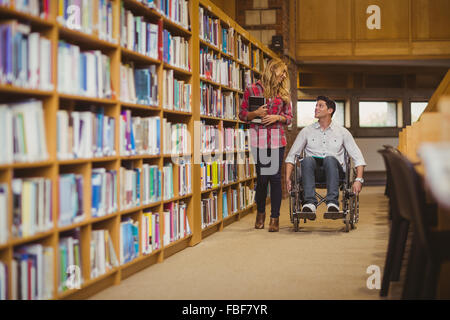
355,138,399,172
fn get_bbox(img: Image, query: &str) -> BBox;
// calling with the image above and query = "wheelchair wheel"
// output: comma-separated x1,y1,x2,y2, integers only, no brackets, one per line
349,194,359,230
293,215,300,232
344,212,350,233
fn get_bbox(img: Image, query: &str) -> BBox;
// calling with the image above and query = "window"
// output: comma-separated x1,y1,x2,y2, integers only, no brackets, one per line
358,101,397,127
411,102,428,123
297,100,345,127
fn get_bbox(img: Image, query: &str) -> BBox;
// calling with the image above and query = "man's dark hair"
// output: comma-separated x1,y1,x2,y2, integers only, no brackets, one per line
316,95,336,117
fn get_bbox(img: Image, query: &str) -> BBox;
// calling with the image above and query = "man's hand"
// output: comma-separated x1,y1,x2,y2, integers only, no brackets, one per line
261,114,279,126
286,179,292,193
352,181,362,195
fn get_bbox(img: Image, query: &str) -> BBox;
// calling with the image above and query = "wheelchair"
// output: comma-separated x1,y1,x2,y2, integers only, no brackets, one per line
288,153,359,232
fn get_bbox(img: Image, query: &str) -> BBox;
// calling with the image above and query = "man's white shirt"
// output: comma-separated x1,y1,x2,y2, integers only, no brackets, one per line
285,121,366,171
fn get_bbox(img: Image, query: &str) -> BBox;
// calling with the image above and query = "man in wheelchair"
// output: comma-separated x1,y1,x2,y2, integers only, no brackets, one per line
285,96,366,223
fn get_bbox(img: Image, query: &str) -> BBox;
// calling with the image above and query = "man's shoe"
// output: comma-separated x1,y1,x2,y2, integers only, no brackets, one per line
301,203,316,221
268,217,279,232
327,203,340,212
255,212,266,229
324,203,342,219
302,203,316,212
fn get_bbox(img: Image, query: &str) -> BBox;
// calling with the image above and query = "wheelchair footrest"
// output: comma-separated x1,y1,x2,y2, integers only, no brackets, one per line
323,211,345,220
296,211,317,221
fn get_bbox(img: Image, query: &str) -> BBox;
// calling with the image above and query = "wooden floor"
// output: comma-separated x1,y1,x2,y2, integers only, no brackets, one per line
89,186,402,300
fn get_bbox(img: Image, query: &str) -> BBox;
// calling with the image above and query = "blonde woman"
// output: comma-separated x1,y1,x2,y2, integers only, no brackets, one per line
239,58,293,232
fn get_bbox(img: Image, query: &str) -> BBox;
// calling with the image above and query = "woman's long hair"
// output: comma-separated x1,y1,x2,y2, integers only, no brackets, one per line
261,58,290,103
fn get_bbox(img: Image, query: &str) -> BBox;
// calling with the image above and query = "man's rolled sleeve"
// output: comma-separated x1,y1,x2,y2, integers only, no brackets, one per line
343,129,366,168
285,129,306,164
281,101,293,126
239,87,250,122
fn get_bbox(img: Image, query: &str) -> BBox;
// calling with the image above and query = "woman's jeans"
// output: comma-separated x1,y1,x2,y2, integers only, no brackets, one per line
251,147,285,218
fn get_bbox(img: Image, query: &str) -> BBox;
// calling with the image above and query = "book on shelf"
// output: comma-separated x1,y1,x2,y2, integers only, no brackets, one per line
200,161,221,191
57,107,116,160
119,166,141,209
120,5,159,58
120,63,158,106
12,243,54,300
58,41,113,99
0,20,53,90
223,127,236,151
163,201,190,245
120,216,139,265
11,177,52,239
178,158,191,196
236,35,250,66
0,261,7,300
142,210,161,254
199,6,219,47
163,69,191,112
222,91,237,120
221,27,234,56
57,0,116,43
252,48,261,71
200,122,220,153
58,229,82,293
0,184,8,245
219,57,239,89
162,119,188,155
222,191,228,219
90,229,118,279
58,174,84,227
231,188,238,214
150,211,161,251
0,104,13,165
142,164,162,205
222,160,237,185
156,0,190,30
201,192,218,229
163,29,190,71
0,100,48,164
200,50,240,90
200,82,222,118
199,47,219,82
120,111,161,156
162,163,174,200
239,68,255,91
91,168,118,218
236,128,248,151
1,0,51,19
238,183,255,210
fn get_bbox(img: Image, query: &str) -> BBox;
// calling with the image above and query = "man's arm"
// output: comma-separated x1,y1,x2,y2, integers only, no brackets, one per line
353,165,364,194
342,128,366,194
285,129,307,191
285,163,294,192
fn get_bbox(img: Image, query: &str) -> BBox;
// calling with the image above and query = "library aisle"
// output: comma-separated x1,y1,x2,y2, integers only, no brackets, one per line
89,186,393,300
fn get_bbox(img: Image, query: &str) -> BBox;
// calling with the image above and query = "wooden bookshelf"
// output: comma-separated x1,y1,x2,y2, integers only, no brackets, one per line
0,0,278,300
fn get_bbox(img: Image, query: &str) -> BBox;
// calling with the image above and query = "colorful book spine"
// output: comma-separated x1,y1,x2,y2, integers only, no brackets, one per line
58,174,84,227
200,82,222,118
120,217,139,265
119,166,141,209
91,168,118,218
58,41,112,99
11,177,53,239
163,29,190,71
0,20,53,90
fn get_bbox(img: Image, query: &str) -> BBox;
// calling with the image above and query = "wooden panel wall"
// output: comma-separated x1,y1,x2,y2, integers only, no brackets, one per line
297,0,351,41
296,0,450,60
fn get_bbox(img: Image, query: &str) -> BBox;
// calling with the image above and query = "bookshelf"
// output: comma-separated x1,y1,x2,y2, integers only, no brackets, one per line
0,0,278,300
